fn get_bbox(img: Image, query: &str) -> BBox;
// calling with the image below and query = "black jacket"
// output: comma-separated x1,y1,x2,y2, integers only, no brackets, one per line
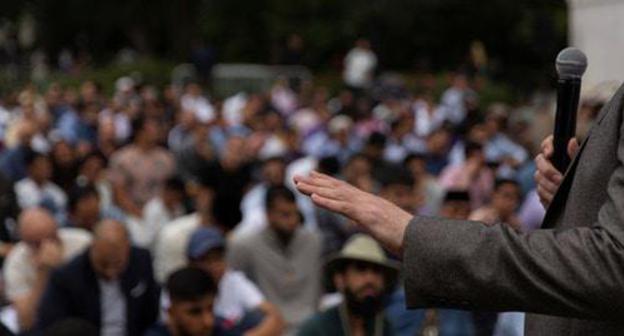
35,247,160,336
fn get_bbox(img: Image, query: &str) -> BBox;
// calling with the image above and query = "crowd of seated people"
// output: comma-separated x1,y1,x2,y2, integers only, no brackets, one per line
0,60,599,335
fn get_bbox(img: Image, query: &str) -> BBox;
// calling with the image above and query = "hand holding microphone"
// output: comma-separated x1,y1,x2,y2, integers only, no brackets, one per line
552,47,587,173
534,47,587,208
535,135,579,208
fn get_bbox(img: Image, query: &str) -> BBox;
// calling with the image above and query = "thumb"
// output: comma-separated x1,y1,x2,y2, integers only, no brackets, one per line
568,138,580,158
541,135,554,159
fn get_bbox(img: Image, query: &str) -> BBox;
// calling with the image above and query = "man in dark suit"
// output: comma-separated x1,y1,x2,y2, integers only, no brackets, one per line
294,84,624,336
35,219,160,336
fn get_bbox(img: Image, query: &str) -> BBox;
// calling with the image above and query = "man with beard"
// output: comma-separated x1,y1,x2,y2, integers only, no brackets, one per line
298,234,397,336
228,185,322,335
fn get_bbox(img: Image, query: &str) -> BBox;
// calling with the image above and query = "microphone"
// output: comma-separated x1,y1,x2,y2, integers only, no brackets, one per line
553,47,587,173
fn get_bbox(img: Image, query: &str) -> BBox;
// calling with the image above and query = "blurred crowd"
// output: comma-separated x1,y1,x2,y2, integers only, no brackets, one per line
0,39,608,336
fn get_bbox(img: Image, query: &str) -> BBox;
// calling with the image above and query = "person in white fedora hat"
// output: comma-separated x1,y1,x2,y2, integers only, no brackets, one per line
298,234,398,336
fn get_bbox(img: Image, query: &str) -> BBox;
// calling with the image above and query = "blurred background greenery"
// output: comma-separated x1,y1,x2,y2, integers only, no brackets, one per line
0,0,567,100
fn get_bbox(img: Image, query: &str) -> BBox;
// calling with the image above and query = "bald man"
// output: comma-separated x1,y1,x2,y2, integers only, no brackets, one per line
35,220,159,336
3,208,91,331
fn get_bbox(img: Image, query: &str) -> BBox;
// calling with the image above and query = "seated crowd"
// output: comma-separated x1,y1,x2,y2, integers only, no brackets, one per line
0,71,592,335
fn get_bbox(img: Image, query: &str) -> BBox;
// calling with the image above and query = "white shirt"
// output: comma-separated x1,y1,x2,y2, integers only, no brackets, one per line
271,85,298,116
181,94,215,123
413,100,446,138
439,87,467,125
14,178,67,213
222,93,247,127
0,105,12,141
141,197,185,250
215,270,264,324
343,47,377,88
383,135,427,164
4,228,92,300
153,213,203,283
99,279,126,336
99,109,131,143
484,133,529,164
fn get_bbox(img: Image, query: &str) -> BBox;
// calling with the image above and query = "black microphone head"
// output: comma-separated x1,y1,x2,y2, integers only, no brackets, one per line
556,47,587,80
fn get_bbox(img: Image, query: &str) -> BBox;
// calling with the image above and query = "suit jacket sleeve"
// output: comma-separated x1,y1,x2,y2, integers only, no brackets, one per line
403,94,624,322
403,156,624,322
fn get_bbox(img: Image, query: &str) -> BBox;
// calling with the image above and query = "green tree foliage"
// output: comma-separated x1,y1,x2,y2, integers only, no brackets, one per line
198,0,567,89
10,0,566,89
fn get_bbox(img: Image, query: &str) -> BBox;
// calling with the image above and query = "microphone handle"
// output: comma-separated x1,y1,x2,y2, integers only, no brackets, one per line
553,78,581,173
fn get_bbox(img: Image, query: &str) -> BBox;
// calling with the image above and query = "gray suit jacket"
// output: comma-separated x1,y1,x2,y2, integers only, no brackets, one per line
402,83,624,335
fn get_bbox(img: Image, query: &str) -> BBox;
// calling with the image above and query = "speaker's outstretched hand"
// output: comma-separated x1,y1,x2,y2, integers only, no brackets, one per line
294,171,411,255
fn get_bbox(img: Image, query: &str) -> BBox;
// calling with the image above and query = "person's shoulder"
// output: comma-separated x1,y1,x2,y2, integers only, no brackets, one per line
295,229,322,256
144,197,165,212
143,322,171,336
14,178,35,190
154,146,175,159
297,307,339,335
229,228,261,247
51,249,90,282
298,228,322,245
125,246,155,279
58,228,93,257
59,227,93,243
111,145,135,158
470,206,490,216
3,242,31,272
45,181,66,194
160,213,200,236
130,246,152,262
171,213,200,226
344,48,358,58
222,269,246,281
222,270,256,288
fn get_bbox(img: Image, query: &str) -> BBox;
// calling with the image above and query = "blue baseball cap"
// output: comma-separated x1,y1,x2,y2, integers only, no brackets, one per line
186,227,226,260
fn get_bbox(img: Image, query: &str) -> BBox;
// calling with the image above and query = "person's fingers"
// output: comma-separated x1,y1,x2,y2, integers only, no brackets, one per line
535,154,563,183
301,171,335,189
541,135,553,148
534,170,560,195
294,174,335,192
536,184,551,202
293,182,312,196
294,173,315,182
568,138,580,158
310,193,351,217
537,184,554,207
295,181,341,200
293,175,312,186
310,171,343,188
540,135,580,161
541,135,554,159
293,176,313,195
